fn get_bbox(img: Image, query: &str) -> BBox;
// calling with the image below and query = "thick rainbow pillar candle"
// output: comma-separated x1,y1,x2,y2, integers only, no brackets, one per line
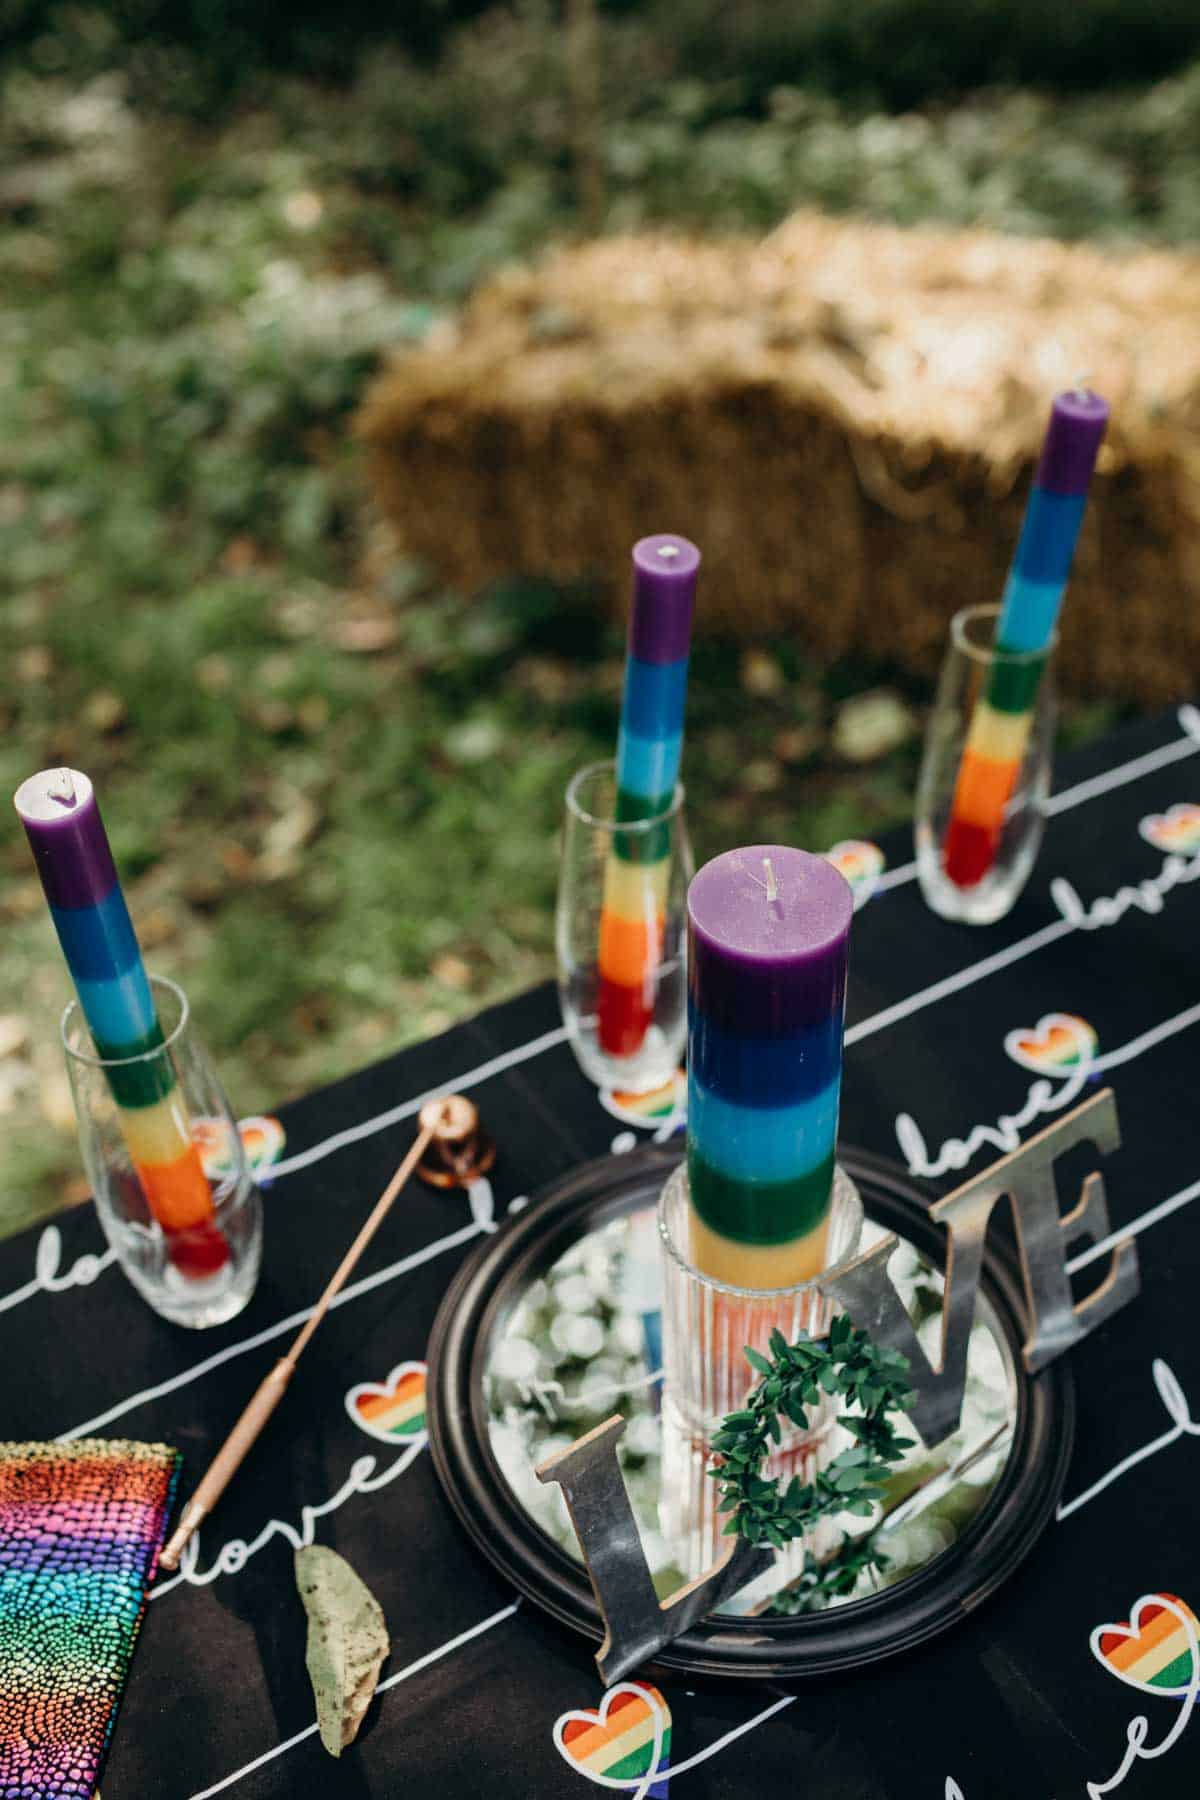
597,534,699,1059
942,389,1109,889
14,768,228,1278
686,846,852,1287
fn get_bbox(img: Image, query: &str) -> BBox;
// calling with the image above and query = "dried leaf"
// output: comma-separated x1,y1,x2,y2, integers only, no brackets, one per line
295,1545,389,1757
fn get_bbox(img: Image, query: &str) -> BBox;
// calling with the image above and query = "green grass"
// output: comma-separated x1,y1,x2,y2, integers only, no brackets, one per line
0,46,1151,1236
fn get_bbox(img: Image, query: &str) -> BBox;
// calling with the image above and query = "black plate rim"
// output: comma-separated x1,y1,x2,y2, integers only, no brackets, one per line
427,1143,1075,1680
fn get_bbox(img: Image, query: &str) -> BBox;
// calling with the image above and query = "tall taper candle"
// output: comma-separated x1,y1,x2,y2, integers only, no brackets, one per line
687,845,852,1286
15,768,228,1277
942,388,1109,889
597,534,699,1059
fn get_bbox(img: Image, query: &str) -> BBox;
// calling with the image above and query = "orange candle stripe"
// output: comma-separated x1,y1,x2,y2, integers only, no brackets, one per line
135,1142,214,1232
951,748,1019,827
599,911,664,989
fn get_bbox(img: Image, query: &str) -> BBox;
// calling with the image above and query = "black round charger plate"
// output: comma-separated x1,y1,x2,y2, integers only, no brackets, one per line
426,1143,1074,1681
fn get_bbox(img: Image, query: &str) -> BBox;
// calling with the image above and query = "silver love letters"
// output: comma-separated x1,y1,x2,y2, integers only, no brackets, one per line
537,1092,1138,1680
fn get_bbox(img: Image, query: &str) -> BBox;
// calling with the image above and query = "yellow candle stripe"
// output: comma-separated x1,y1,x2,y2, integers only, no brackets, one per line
966,700,1033,765
602,856,671,921
119,1093,196,1167
688,1213,830,1288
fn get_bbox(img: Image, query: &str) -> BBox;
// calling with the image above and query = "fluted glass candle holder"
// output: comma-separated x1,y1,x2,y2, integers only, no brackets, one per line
556,760,692,1094
657,1161,864,1585
62,975,262,1329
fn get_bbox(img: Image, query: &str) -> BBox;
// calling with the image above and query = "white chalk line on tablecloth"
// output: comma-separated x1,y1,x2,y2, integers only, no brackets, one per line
845,917,1077,1047
187,1601,522,1799
196,1624,794,1799
55,1217,484,1441
1067,1176,1200,1277
269,1022,571,1180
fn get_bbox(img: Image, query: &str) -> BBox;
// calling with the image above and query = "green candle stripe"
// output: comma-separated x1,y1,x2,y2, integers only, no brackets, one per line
687,1148,834,1246
983,647,1049,716
613,787,674,864
91,1021,174,1109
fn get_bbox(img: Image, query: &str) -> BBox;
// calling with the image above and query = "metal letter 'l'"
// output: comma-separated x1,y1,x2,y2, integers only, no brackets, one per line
537,1415,773,1684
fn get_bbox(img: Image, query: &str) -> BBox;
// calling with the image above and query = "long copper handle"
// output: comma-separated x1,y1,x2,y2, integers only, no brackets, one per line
158,1103,449,1572
159,1358,293,1564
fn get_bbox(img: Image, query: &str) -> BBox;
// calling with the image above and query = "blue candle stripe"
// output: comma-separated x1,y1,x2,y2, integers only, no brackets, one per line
49,888,140,982
620,656,689,740
688,1007,843,1105
616,727,683,805
995,572,1063,654
1011,489,1087,587
73,967,159,1049
688,1076,839,1182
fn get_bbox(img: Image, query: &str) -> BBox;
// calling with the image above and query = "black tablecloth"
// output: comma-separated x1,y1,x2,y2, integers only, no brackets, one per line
4,707,1200,1799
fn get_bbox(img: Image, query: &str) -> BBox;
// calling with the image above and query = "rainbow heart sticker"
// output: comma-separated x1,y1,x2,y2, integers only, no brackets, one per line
192,1114,286,1179
554,1682,671,1794
824,840,885,909
1091,1592,1200,1698
1004,1012,1097,1076
1139,803,1200,857
600,1070,686,1130
345,1362,428,1443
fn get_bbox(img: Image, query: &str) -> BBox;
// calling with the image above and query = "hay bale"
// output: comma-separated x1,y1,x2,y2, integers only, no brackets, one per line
358,212,1200,703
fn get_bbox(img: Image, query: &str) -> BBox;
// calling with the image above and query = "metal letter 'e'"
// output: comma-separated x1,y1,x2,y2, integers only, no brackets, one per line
1002,1088,1138,1372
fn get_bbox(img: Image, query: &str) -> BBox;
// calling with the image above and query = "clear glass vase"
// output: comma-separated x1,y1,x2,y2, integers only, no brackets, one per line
656,1161,863,1586
62,975,262,1329
915,603,1056,926
556,760,692,1095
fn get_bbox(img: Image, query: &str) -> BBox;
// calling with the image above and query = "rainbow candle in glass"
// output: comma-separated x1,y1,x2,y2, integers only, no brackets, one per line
686,845,852,1287
597,534,699,1059
943,388,1109,889
15,769,228,1278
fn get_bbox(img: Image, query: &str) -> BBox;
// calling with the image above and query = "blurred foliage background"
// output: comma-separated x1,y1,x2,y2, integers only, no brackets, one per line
3,0,1192,1230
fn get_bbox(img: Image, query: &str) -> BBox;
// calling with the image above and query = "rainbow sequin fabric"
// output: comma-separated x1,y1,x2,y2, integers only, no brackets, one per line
0,1439,179,1797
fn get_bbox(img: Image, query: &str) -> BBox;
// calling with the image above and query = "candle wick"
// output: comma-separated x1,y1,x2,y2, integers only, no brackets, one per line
48,769,76,810
657,544,679,560
1072,370,1093,401
763,857,778,903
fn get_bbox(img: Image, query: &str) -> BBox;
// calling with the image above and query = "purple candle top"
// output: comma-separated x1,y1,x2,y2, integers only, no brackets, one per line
1034,388,1110,497
628,534,700,665
14,769,120,910
688,845,853,1036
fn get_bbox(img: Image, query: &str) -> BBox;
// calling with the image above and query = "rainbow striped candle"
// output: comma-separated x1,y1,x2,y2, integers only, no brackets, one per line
687,846,852,1287
943,389,1109,889
597,535,699,1060
15,769,228,1279
0,1438,179,1798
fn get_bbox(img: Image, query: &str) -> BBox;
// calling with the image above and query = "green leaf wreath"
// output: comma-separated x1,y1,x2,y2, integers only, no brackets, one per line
709,1313,916,1600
